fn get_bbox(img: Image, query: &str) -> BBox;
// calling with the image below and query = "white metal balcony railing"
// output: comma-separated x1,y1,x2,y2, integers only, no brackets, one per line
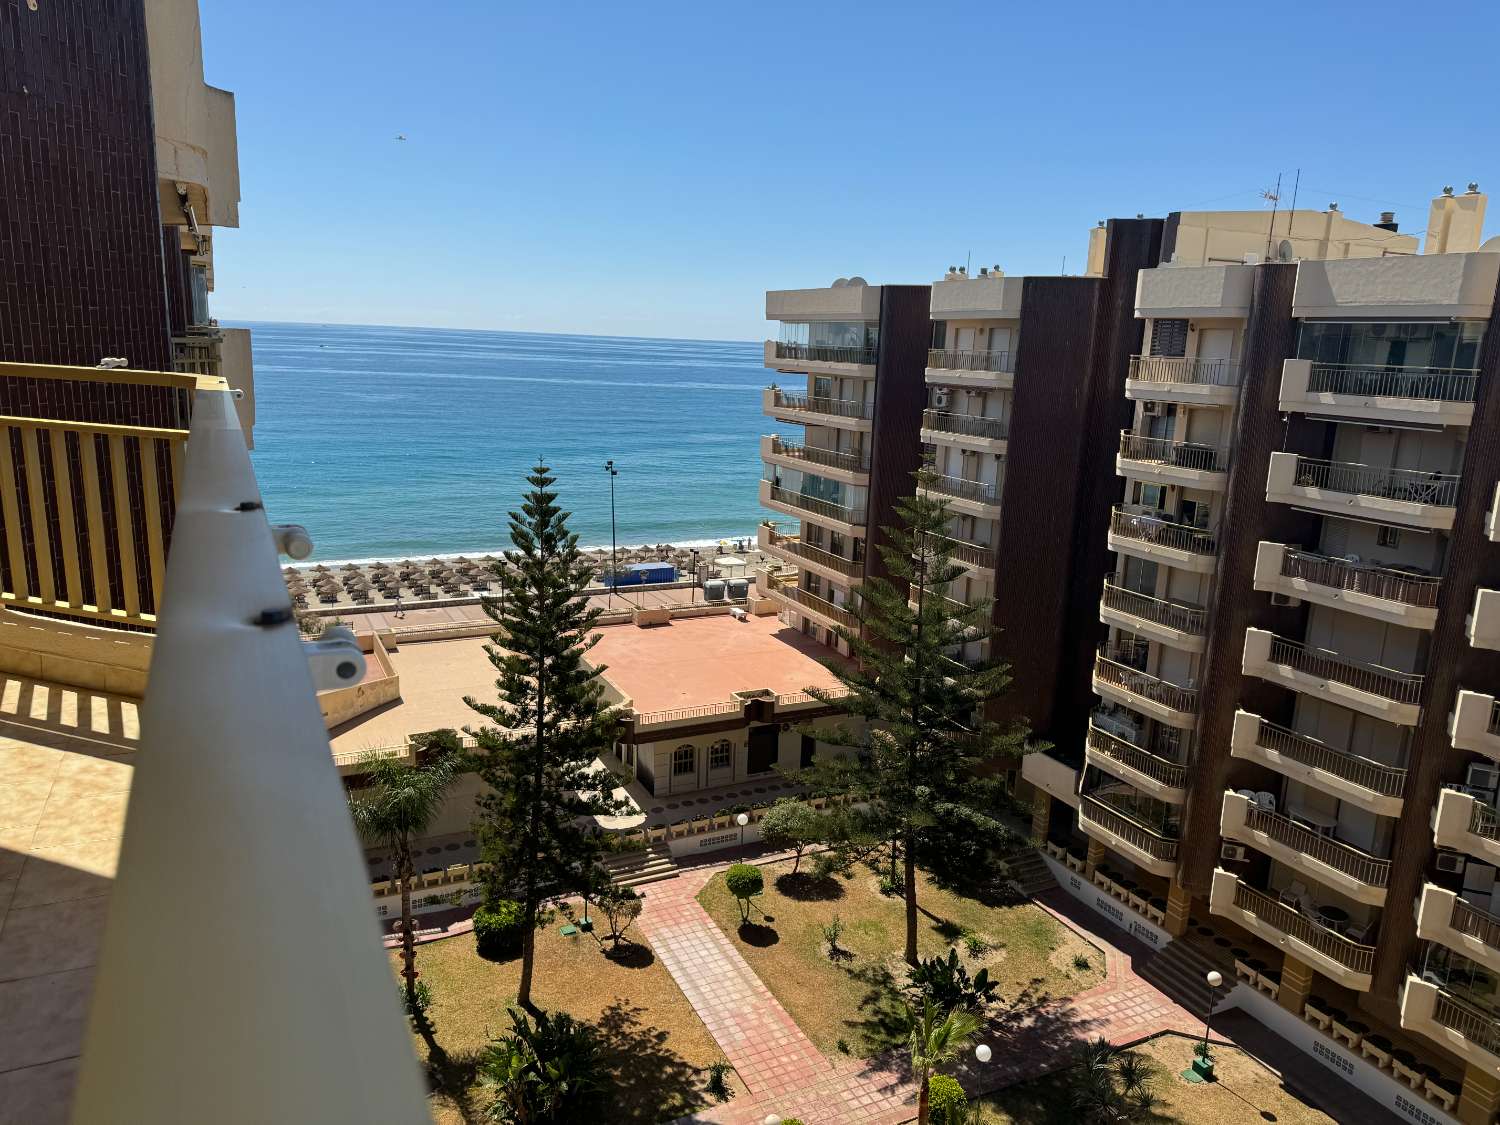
1248,716,1407,798
1128,354,1242,388
763,528,862,578
928,348,1014,374
1078,794,1181,862
767,436,870,474
171,332,222,378
1101,581,1206,636
936,534,995,568
1453,896,1500,952
1265,634,1425,705
70,388,429,1119
769,388,874,420
1085,722,1188,789
773,341,878,366
1231,879,1376,975
1431,987,1500,1057
1290,456,1461,508
1277,546,1441,609
1453,785,1500,841
770,580,859,629
1117,432,1229,474
1108,507,1218,557
925,472,1001,504
1307,362,1480,404
1241,803,1393,887
764,482,867,525
922,409,1009,441
1093,651,1199,714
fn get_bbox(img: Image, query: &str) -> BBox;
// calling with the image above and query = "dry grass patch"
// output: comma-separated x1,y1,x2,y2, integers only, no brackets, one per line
695,857,1104,1058
393,902,733,1124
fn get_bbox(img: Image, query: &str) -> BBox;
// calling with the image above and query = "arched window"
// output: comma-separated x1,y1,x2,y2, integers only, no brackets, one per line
672,744,696,776
708,740,733,772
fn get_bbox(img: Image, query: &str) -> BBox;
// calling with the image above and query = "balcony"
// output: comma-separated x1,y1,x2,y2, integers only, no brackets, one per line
1279,358,1478,428
1265,452,1459,531
1252,541,1440,630
1468,588,1500,650
1229,710,1405,817
758,524,863,583
760,434,869,484
68,385,429,1119
1401,977,1500,1074
1417,885,1500,975
921,409,1009,451
925,348,1016,390
1107,507,1218,574
1124,355,1241,406
1242,628,1424,726
762,386,873,430
1115,432,1229,491
1220,790,1391,904
759,480,866,535
1450,690,1500,760
922,472,1003,516
936,535,996,573
1077,793,1179,876
1209,869,1374,990
1433,786,1500,866
1084,722,1187,802
1021,749,1080,809
764,339,877,373
1091,651,1198,728
760,572,859,631
1099,580,1206,652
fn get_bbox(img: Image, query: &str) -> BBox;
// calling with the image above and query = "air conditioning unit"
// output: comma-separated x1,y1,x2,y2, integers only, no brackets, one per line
1469,762,1500,791
933,389,951,408
1220,843,1249,862
1270,592,1302,607
1142,401,1161,416
1436,851,1469,875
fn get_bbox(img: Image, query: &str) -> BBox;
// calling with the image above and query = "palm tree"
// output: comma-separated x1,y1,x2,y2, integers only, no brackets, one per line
908,998,982,1125
349,750,459,1058
1071,1038,1160,1123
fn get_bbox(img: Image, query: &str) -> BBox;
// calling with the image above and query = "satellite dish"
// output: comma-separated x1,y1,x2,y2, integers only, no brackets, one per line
1277,239,1296,262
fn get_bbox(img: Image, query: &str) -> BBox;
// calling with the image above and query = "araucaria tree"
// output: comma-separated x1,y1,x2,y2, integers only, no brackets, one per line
467,462,625,1010
804,470,1031,966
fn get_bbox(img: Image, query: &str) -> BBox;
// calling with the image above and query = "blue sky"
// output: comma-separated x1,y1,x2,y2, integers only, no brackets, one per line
204,0,1497,341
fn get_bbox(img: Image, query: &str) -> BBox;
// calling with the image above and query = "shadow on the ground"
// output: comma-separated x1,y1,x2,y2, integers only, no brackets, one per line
738,922,780,947
602,941,656,969
595,1000,709,1123
775,871,846,901
425,1046,487,1125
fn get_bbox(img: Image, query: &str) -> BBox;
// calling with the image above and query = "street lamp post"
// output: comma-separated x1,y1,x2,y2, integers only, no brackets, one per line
736,811,750,848
604,459,620,609
690,548,700,605
1193,969,1224,1081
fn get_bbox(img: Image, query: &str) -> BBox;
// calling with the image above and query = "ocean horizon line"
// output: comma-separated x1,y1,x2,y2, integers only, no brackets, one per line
225,318,760,348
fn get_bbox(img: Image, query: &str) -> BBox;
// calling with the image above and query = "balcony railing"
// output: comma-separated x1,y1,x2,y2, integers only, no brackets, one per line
1469,791,1500,841
773,582,859,629
1093,652,1198,715
172,331,223,378
1307,362,1480,404
928,348,1014,374
767,436,869,474
765,483,867,525
1491,699,1500,737
1250,717,1406,797
1079,794,1180,862
70,386,429,1119
1243,804,1392,887
923,409,1009,441
1290,456,1460,508
773,341,878,366
1108,507,1217,557
1231,880,1375,975
1101,581,1206,636
925,473,1000,504
1278,547,1440,608
1265,634,1425,705
1128,355,1242,387
1432,988,1500,1057
769,389,874,420
1117,432,1229,473
936,535,995,568
1086,723,1187,789
1452,897,1500,951
764,529,862,577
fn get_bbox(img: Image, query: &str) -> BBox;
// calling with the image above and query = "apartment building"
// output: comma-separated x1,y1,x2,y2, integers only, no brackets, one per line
1028,187,1500,1123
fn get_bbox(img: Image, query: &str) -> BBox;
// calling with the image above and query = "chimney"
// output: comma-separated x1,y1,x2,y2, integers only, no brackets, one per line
1425,183,1488,254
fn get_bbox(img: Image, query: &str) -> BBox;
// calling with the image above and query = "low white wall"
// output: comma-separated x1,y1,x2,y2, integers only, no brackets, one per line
1040,853,1174,951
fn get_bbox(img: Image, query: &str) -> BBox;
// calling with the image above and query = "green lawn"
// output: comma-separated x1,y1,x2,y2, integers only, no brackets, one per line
695,856,1105,1057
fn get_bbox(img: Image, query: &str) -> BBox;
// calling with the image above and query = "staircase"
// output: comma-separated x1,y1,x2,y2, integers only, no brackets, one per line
601,842,678,889
1138,938,1224,1017
999,848,1058,897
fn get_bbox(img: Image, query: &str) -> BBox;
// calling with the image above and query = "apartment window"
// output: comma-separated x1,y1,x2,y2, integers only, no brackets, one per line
931,321,947,349
1150,318,1188,358
1180,499,1210,529
804,523,825,548
709,740,732,771
1133,482,1167,510
672,745,696,777
852,537,865,562
1297,320,1485,370
813,376,833,400
1378,526,1402,549
829,531,846,558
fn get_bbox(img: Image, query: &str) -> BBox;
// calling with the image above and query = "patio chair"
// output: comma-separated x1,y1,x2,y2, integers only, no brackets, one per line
1279,880,1308,911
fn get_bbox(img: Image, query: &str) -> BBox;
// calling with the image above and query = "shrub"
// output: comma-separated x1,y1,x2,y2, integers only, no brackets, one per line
411,727,465,756
927,1073,968,1124
810,850,843,880
596,883,643,946
821,914,844,954
399,979,434,1032
1073,953,1092,971
725,863,764,923
480,1008,604,1123
878,873,900,897
473,898,527,961
704,1059,735,1103
759,799,824,872
907,948,999,1014
962,930,990,958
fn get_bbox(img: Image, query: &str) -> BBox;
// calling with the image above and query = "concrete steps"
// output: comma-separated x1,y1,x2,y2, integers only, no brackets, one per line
601,842,679,888
1000,848,1059,897
1139,937,1222,1017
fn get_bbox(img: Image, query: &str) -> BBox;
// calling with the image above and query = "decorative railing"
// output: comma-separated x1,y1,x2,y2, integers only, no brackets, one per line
937,535,994,568
1231,880,1375,974
773,583,859,628
765,484,866,525
171,332,223,378
1128,355,1242,387
1452,897,1500,951
764,530,862,577
1250,718,1406,797
1242,804,1391,886
1117,432,1229,473
923,410,1009,441
1100,581,1206,636
1086,723,1187,788
1108,507,1217,557
1277,547,1440,608
1078,795,1180,862
769,389,874,420
1432,988,1500,1056
925,473,1000,504
633,700,744,727
1290,456,1460,508
928,348,1014,374
1265,635,1424,705
773,341,878,366
1307,362,1480,404
1470,794,1500,841
767,437,869,474
1093,653,1198,715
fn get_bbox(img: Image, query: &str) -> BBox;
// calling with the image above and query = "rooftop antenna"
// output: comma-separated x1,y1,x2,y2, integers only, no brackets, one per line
965,250,971,275
1284,168,1301,242
1060,255,1067,275
1262,172,1283,259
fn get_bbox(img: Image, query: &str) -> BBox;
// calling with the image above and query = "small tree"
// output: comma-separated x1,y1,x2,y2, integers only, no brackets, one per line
725,863,764,924
596,883,643,947
759,799,824,874
907,998,982,1125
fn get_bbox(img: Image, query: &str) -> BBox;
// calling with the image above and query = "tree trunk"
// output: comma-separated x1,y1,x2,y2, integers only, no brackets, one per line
916,1069,930,1125
904,829,919,967
517,904,537,1011
399,845,418,1001
792,845,802,875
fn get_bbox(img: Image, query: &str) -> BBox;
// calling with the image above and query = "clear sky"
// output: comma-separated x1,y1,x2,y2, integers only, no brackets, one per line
204,0,1498,342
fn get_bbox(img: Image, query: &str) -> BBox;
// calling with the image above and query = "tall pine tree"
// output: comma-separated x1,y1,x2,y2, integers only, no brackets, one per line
466,462,625,1009
803,468,1031,966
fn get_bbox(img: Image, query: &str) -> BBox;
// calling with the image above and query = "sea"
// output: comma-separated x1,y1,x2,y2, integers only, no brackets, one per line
239,321,773,564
